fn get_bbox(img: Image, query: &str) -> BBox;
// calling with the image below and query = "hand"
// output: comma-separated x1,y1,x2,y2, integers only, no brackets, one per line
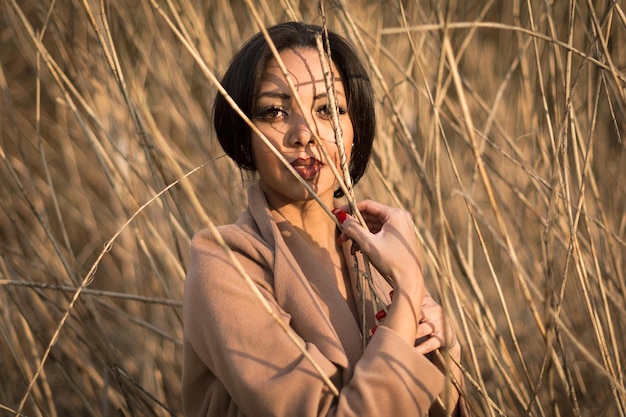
335,200,423,288
414,294,460,357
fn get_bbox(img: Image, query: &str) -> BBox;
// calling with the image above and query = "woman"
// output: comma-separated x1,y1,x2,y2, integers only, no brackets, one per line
183,22,465,416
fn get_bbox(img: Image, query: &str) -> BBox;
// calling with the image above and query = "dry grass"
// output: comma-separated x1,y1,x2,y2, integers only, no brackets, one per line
1,0,625,416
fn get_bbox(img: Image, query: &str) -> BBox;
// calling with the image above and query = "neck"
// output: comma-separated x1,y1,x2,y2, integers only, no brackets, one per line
267,193,340,250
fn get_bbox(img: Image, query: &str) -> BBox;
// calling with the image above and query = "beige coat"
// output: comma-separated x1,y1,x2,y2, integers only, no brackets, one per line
182,184,450,416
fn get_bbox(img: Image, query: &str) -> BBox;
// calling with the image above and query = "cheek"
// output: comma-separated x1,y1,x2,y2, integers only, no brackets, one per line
251,135,289,175
330,117,354,147
251,124,290,154
342,123,355,162
329,135,353,169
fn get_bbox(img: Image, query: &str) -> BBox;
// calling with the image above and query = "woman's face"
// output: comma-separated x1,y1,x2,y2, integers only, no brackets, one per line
251,48,354,207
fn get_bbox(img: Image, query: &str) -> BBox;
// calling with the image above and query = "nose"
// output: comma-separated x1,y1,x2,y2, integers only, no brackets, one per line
287,113,315,147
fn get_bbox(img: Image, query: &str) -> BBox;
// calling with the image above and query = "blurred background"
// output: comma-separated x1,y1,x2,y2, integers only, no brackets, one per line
1,0,625,416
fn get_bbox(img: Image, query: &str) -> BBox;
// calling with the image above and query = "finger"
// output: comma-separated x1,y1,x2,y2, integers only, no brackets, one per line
416,321,436,339
414,334,444,355
355,199,396,219
335,204,386,233
339,217,380,258
343,200,399,224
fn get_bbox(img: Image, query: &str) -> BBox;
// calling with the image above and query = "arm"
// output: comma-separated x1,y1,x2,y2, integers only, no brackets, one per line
336,201,467,416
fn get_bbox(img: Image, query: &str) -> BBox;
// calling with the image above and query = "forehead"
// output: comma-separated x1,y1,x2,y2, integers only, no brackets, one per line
258,48,344,93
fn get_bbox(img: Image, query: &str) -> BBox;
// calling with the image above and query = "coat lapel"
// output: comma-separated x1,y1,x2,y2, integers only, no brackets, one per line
274,219,364,368
246,185,353,378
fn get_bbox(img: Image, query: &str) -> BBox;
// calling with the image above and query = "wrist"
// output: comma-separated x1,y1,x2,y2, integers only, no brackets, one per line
383,286,425,345
392,279,425,308
389,264,423,292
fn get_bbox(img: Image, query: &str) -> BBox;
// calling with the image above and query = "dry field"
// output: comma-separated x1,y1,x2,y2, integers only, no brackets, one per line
1,0,625,416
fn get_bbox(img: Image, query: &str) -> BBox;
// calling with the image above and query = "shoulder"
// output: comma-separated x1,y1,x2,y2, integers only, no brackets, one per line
186,220,275,292
190,219,269,261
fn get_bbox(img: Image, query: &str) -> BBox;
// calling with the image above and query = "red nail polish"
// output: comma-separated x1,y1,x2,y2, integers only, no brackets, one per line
389,290,394,300
375,309,387,321
334,210,348,224
369,325,378,335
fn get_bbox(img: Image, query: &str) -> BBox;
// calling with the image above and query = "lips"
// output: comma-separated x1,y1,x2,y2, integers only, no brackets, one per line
290,157,322,180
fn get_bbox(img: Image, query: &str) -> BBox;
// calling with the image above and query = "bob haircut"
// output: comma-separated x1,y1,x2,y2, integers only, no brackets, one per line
213,21,376,197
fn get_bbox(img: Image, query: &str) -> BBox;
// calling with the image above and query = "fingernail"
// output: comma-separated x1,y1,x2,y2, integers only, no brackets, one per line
389,290,394,300
333,210,348,224
369,325,378,336
375,309,387,321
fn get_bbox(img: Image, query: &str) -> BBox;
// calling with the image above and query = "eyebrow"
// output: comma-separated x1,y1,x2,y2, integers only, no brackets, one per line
256,91,345,101
256,91,291,100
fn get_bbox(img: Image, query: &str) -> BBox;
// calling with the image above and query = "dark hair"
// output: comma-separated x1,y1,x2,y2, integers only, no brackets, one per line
213,21,375,197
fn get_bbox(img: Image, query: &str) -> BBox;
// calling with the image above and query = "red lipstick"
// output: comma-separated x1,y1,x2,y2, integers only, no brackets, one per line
290,157,322,180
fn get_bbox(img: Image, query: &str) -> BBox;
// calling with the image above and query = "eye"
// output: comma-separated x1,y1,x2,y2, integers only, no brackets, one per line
316,104,348,120
254,105,288,122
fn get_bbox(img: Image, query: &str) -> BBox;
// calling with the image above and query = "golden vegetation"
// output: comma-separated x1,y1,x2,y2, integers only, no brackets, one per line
1,0,625,416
